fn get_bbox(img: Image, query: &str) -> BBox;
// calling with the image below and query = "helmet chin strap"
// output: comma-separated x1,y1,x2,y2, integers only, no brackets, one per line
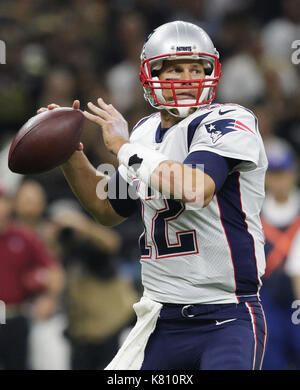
165,101,199,118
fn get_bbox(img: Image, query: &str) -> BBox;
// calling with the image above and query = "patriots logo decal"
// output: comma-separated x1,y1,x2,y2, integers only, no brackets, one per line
205,119,254,143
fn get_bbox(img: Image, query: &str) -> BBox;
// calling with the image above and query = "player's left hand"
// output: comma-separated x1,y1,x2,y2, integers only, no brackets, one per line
83,98,129,156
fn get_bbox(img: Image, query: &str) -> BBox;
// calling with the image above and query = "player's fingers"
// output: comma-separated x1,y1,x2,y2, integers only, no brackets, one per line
83,110,105,125
72,100,80,110
98,98,123,119
87,102,112,120
97,98,116,114
37,108,47,114
48,104,60,110
37,103,60,114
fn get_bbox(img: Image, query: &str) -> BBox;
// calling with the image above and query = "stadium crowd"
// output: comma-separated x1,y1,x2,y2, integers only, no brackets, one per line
0,0,300,370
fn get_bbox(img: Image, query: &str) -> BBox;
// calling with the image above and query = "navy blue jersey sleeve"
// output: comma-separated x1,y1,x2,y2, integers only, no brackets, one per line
184,151,240,193
107,170,138,218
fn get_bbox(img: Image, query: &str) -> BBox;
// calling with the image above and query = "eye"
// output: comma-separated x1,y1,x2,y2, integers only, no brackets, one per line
191,68,204,75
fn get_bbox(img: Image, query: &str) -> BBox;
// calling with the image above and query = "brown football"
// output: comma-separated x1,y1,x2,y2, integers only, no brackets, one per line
8,108,85,174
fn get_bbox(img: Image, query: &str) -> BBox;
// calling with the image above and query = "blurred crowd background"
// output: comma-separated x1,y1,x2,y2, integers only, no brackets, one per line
0,0,300,370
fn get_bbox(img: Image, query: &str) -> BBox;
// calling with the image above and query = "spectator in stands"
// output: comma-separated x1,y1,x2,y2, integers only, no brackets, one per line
261,0,300,63
217,13,298,108
50,200,139,370
106,12,147,113
14,180,58,255
0,182,63,369
260,138,300,370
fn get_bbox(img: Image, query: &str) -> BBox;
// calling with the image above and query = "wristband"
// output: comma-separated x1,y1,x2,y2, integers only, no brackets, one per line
117,143,168,185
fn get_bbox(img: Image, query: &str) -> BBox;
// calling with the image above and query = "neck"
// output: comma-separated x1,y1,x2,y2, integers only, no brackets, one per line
160,110,182,128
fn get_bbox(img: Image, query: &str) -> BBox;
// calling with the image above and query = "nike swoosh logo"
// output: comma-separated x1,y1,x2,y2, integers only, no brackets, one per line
219,109,236,115
215,318,237,326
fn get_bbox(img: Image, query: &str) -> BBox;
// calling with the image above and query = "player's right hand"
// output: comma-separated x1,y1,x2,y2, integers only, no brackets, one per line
36,100,83,151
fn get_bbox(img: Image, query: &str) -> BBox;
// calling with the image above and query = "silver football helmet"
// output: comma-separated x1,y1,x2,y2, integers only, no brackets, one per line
139,21,221,118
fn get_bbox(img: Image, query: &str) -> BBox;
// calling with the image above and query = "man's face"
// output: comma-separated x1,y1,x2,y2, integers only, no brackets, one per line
265,170,297,200
15,182,46,221
158,59,206,103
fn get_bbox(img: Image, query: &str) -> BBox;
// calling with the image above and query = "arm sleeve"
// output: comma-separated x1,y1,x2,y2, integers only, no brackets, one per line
184,150,240,193
107,169,138,218
189,107,260,172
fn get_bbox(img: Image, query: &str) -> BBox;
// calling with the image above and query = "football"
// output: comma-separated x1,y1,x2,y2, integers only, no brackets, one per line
8,108,84,174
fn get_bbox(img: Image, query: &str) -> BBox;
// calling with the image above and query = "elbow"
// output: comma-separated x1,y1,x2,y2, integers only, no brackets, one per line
91,211,113,227
88,200,117,227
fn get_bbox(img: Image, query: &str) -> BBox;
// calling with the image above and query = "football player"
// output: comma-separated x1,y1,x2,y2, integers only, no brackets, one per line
38,21,268,370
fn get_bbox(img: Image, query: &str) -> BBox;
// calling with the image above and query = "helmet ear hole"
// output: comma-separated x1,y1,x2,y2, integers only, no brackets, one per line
151,70,159,78
204,67,213,76
201,59,213,76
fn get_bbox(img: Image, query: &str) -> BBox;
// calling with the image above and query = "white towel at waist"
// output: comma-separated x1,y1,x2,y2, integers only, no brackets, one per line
105,296,162,370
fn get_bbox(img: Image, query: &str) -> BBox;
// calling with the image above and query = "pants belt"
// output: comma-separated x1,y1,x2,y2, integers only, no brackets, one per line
160,303,237,319
159,296,259,319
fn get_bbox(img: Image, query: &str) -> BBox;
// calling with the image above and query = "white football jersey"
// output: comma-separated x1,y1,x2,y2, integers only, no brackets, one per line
119,103,268,304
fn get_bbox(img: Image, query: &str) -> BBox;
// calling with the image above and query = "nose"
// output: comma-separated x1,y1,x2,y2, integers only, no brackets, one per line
181,69,193,84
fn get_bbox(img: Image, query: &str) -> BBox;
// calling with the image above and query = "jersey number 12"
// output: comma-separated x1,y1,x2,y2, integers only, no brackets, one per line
139,198,199,259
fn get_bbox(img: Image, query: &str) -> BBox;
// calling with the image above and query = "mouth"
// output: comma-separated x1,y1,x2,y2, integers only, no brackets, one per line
176,93,196,100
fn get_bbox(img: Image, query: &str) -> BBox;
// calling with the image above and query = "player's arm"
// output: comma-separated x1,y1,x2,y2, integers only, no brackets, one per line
152,151,239,206
37,102,126,226
150,160,215,207
83,99,226,208
60,151,125,226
